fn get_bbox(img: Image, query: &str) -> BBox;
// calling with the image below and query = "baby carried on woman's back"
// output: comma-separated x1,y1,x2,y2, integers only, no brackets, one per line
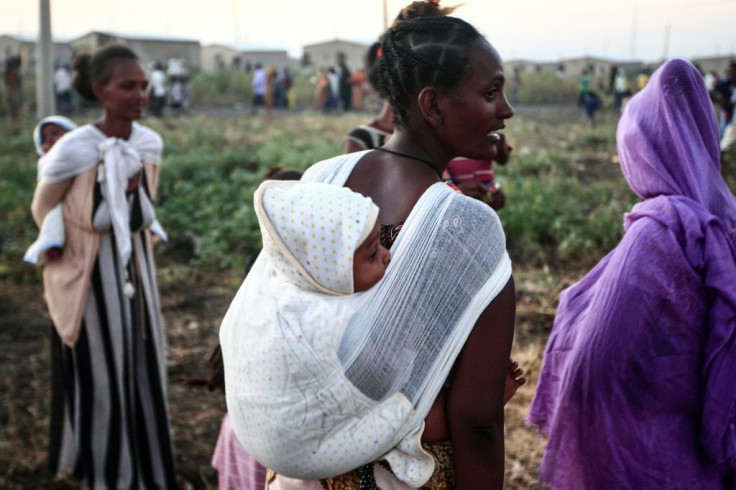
220,180,523,487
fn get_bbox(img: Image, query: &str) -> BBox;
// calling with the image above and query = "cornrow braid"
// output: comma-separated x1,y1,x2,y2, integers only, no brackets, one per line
377,14,481,127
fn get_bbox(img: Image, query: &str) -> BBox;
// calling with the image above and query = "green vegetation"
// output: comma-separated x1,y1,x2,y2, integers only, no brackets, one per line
514,72,579,105
188,68,318,109
6,108,726,282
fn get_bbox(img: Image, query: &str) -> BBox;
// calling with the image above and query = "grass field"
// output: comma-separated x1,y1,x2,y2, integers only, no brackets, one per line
1,106,732,489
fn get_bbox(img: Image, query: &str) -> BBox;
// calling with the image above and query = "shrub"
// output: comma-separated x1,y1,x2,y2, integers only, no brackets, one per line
0,112,641,280
516,72,579,105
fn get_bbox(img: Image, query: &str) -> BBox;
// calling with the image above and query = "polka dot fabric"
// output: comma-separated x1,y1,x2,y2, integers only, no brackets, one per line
254,181,379,295
221,155,511,488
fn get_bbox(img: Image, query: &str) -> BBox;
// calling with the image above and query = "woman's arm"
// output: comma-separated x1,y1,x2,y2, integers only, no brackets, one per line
447,277,516,489
31,180,72,228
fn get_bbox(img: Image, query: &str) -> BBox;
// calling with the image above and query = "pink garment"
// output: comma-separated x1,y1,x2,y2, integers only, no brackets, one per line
445,158,496,191
212,413,267,490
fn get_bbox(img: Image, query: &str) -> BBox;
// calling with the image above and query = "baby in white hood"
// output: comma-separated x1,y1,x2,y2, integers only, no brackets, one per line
255,180,390,295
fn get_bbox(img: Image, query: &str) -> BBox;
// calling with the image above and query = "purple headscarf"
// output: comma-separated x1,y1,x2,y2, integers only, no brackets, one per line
528,59,736,489
618,58,736,241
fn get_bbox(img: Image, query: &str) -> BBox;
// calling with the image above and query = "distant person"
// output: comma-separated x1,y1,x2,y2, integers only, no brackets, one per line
713,60,736,138
325,67,339,113
53,64,73,115
348,67,367,111
313,68,330,110
582,90,602,127
529,58,736,490
168,59,190,115
337,53,352,111
510,66,522,105
3,56,23,120
147,61,167,117
613,68,628,111
342,42,394,153
444,132,513,210
608,65,618,94
277,68,292,108
578,68,590,106
166,59,189,116
704,70,720,94
266,65,277,109
31,44,179,489
252,63,267,114
169,75,185,115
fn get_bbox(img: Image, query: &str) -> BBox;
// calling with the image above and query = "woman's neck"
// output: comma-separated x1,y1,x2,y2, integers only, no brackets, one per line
387,129,451,175
96,116,133,140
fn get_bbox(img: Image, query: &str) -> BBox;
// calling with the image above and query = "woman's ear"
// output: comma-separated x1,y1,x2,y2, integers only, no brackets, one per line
417,86,443,127
92,83,104,101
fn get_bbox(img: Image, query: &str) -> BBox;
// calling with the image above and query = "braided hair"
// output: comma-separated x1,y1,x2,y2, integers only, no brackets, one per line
377,1,483,127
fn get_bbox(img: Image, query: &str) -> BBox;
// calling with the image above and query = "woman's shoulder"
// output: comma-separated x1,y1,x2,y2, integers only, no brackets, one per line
38,125,102,183
131,123,163,148
302,151,369,184
131,123,164,163
45,125,101,162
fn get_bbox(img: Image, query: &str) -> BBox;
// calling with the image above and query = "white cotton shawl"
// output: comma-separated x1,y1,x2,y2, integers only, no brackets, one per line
220,151,511,487
38,123,163,265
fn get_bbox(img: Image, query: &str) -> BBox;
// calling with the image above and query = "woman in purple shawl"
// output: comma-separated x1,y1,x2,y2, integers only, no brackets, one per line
528,58,736,489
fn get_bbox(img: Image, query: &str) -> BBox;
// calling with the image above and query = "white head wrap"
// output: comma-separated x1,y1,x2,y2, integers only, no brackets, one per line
255,180,379,295
33,115,77,156
221,151,512,487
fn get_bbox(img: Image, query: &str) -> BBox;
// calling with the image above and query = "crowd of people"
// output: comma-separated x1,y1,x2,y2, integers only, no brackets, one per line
14,0,736,489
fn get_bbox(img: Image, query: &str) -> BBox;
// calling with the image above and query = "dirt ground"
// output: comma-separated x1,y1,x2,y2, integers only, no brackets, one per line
1,259,574,489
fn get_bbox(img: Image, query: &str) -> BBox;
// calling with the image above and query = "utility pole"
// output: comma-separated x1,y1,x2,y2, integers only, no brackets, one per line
37,0,55,118
662,23,671,60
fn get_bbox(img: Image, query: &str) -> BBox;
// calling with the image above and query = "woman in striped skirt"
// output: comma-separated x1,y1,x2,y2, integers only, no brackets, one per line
31,44,178,489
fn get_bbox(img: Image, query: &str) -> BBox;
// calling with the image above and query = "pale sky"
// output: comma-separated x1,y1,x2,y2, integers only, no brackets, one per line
1,0,735,63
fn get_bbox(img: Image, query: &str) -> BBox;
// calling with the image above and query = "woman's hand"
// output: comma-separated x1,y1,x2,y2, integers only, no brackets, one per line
486,188,506,210
45,247,62,261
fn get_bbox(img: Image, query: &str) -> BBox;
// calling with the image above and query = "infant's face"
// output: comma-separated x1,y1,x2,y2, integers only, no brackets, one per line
352,222,390,292
41,123,68,154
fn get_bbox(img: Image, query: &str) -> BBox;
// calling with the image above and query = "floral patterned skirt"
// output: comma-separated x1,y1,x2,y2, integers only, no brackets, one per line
267,440,455,490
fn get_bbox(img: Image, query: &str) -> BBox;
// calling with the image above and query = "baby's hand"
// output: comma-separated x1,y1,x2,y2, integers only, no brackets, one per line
45,247,62,261
504,358,526,405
